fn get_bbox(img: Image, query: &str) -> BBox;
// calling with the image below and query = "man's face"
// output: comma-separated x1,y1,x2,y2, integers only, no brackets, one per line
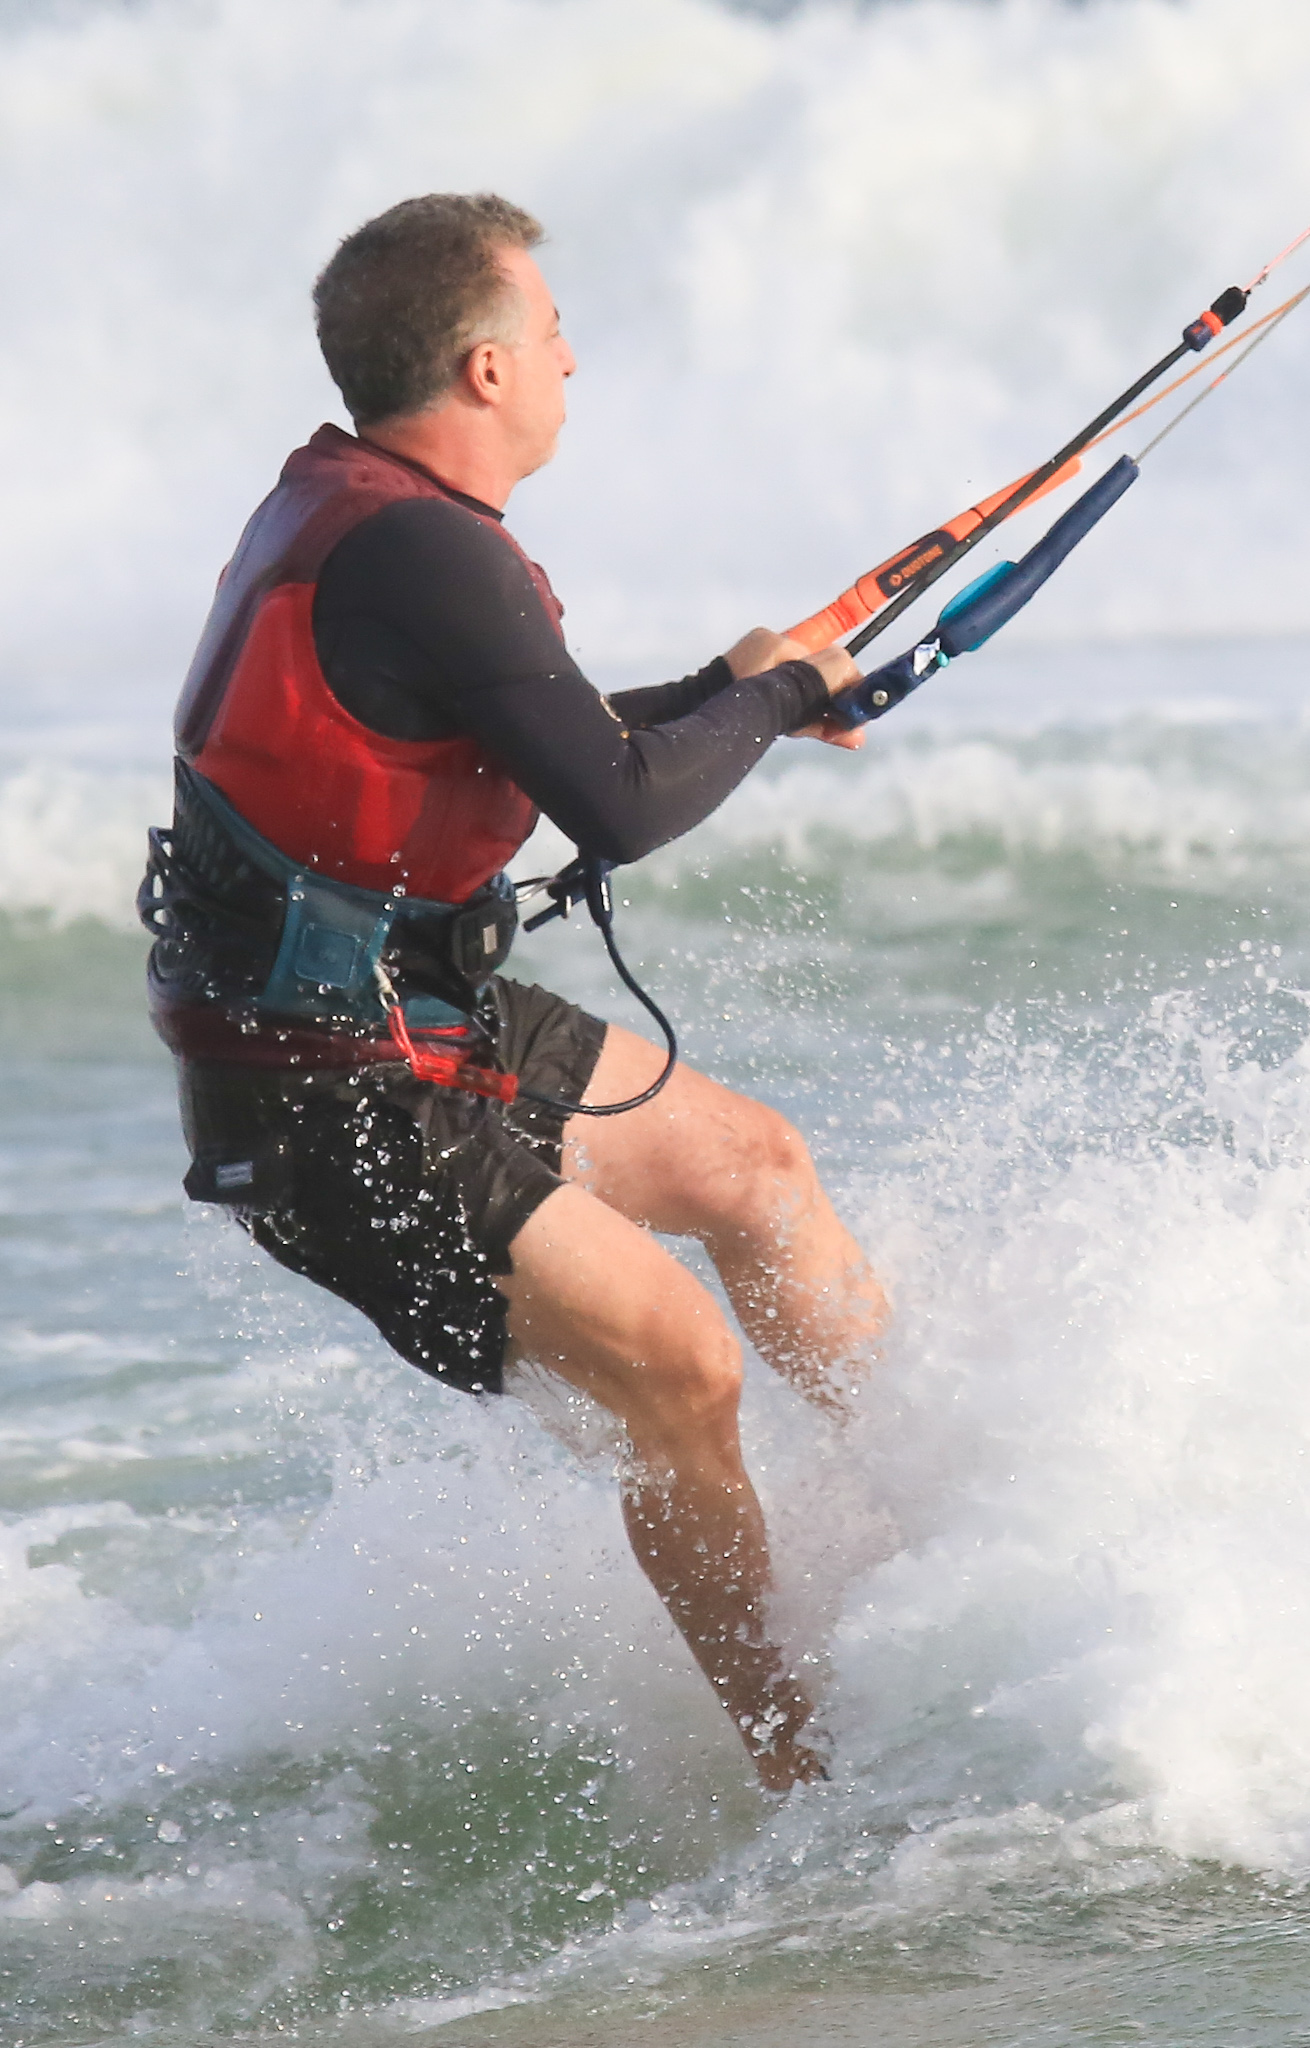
491,245,576,478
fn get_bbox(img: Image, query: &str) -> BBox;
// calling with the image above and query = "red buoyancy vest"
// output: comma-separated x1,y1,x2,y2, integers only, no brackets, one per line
175,424,545,903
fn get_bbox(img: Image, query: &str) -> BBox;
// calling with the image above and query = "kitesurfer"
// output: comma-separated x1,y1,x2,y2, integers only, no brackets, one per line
144,193,888,1791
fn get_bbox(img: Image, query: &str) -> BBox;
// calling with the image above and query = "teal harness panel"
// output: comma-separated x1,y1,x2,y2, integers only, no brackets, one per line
186,772,472,1031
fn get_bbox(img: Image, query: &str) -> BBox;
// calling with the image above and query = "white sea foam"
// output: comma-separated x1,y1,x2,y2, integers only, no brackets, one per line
827,1046,1310,1881
4,709,1308,930
656,731,1310,886
0,761,168,927
6,1005,1310,1967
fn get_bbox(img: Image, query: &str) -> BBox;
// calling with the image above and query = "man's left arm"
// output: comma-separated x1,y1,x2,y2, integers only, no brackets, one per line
610,630,864,752
605,658,733,730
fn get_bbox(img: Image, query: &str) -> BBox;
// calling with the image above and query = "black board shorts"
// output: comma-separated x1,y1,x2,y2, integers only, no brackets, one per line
177,978,606,1396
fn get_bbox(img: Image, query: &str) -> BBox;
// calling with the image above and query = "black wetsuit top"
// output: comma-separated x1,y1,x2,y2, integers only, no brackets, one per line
311,489,829,865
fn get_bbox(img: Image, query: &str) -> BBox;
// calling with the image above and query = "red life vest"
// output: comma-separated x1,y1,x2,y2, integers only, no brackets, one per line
175,423,544,903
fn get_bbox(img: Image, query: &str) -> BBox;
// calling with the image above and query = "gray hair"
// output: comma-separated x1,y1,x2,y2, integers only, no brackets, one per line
313,192,543,427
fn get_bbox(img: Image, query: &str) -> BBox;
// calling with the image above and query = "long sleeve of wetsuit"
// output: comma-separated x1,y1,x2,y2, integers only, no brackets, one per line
313,495,830,866
605,658,735,729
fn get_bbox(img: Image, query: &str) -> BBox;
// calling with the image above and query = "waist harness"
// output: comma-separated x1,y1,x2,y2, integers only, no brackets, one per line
141,762,518,1091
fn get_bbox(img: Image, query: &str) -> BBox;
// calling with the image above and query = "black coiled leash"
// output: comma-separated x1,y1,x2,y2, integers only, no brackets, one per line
514,856,678,1117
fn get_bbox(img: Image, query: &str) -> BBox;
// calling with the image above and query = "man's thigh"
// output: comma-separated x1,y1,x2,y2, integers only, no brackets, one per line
560,1024,796,1239
500,1180,736,1450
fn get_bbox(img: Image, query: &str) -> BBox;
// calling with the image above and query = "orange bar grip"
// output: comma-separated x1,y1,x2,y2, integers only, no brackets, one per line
784,454,1083,651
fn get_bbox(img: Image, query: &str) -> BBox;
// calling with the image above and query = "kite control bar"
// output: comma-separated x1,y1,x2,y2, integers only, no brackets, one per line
831,455,1139,725
787,227,1310,662
825,244,1310,724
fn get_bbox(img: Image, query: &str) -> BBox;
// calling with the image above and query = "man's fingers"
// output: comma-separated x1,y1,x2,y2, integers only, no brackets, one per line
804,644,862,696
790,718,866,751
724,629,864,746
818,723,865,751
724,626,810,679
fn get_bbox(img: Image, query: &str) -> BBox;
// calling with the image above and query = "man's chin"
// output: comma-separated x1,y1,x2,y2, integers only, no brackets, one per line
521,433,562,480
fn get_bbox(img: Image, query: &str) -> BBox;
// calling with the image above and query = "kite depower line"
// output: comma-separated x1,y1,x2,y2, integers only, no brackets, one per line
784,225,1310,727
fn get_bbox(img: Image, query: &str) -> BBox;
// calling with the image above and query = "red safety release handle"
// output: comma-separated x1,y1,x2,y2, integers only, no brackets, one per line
384,1002,519,1103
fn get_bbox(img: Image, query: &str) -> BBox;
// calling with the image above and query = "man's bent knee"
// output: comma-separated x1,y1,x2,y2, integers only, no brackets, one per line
704,1099,819,1243
670,1318,743,1420
624,1317,743,1466
752,1103,815,1191
501,1182,744,1452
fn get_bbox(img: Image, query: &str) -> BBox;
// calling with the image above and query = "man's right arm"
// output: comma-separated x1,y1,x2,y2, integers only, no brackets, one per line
313,500,835,865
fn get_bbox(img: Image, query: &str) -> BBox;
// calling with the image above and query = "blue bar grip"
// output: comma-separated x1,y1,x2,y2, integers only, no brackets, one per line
829,453,1140,729
936,454,1139,657
830,647,929,728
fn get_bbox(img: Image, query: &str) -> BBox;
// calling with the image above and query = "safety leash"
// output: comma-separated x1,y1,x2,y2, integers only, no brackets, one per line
375,869,679,1118
515,858,679,1117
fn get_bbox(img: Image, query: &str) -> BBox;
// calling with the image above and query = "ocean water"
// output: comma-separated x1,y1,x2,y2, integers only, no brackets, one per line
3,1,1310,2043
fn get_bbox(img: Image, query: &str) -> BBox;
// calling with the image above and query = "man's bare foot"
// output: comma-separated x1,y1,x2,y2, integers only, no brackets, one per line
739,1683,832,1791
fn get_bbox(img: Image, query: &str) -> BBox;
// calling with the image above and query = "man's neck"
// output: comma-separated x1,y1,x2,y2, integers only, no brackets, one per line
360,406,517,512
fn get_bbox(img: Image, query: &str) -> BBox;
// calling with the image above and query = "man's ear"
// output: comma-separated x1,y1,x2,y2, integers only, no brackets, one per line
464,339,505,406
